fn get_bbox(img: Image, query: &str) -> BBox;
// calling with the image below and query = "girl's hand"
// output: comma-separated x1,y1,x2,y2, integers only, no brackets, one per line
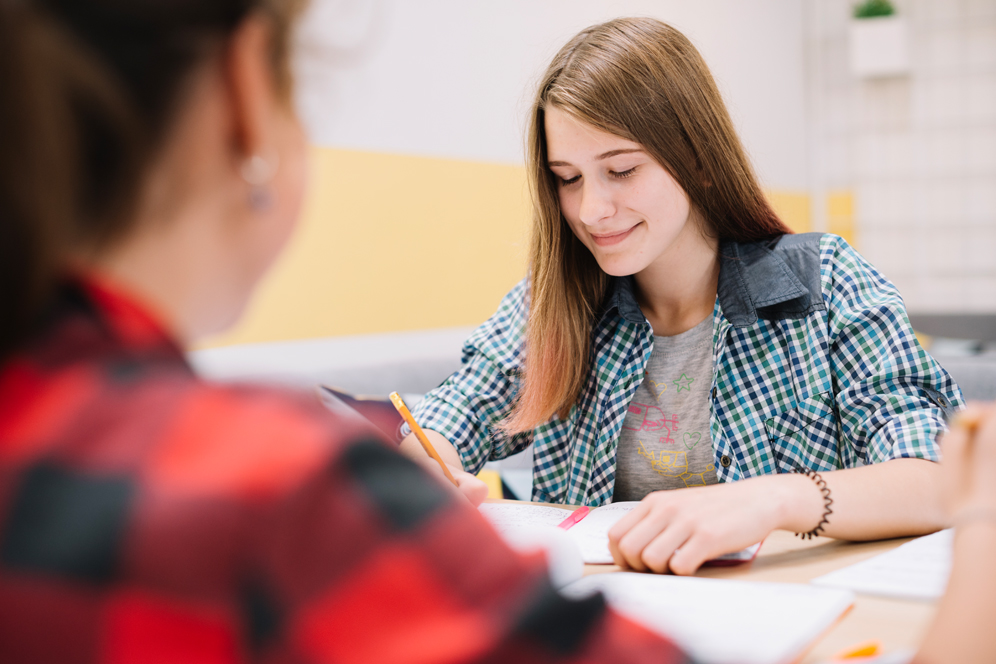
411,455,489,506
940,403,996,520
608,473,821,575
451,465,490,506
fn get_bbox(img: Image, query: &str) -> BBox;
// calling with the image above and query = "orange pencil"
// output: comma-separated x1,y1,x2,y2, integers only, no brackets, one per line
390,391,460,488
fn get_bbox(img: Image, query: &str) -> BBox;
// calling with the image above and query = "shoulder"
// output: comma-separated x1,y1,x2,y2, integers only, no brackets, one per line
751,233,895,301
813,233,900,305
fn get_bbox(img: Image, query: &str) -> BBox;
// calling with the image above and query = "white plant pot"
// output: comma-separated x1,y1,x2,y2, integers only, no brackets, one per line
849,16,910,78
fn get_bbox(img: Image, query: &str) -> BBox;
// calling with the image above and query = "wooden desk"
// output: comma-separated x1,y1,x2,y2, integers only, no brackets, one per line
585,530,935,662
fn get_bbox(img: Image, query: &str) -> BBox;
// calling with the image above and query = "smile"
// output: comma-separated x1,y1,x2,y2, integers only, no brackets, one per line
590,225,637,247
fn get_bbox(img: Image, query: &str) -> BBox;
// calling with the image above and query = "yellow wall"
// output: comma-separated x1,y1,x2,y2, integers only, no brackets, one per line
201,147,531,347
767,191,811,234
827,191,856,247
201,147,830,348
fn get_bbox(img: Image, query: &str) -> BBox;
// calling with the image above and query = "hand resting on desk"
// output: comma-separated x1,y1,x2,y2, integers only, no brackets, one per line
609,457,946,576
609,474,798,575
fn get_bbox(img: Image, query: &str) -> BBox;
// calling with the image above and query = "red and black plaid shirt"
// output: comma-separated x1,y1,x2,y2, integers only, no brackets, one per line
0,276,689,664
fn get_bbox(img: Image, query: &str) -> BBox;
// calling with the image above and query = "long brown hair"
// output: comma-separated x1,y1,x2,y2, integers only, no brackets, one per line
0,0,304,361
504,17,793,434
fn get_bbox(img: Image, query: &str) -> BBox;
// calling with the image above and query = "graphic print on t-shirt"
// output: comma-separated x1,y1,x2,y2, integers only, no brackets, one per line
613,316,718,501
621,403,679,444
628,405,715,488
673,373,694,392
645,377,668,401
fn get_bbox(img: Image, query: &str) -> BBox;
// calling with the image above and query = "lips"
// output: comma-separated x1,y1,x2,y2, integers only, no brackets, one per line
590,225,637,247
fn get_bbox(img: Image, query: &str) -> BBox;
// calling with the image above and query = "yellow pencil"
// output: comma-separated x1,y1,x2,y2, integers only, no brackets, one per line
389,391,460,488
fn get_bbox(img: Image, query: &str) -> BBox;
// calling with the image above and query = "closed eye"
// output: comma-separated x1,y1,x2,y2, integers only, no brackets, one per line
610,167,637,179
558,174,581,186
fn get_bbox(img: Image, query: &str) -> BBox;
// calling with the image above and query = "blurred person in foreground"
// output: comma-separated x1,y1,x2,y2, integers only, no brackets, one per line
916,403,996,664
0,1,685,662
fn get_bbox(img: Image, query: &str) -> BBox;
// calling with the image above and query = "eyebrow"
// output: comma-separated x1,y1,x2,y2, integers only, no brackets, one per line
548,148,644,168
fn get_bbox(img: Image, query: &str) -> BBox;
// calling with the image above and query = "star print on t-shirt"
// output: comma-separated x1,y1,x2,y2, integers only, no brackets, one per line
673,373,694,393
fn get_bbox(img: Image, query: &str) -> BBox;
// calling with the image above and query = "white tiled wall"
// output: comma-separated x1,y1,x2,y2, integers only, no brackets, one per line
810,0,996,312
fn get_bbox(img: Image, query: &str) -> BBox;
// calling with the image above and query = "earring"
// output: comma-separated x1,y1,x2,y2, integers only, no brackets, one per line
240,153,279,211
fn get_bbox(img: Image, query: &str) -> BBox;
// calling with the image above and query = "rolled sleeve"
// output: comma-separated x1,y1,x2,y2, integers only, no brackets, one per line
405,279,535,473
822,235,963,466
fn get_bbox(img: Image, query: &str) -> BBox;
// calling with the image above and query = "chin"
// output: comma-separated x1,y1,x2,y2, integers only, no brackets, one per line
592,255,643,278
195,295,249,343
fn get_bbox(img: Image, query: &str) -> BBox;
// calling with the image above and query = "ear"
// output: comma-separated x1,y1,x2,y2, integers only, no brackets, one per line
221,13,279,163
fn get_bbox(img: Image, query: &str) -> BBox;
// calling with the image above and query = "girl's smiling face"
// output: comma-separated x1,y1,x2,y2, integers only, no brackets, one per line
545,105,704,278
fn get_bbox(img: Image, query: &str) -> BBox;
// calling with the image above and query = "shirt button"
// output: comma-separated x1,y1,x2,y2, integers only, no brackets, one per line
711,387,718,399
937,395,949,408
720,455,731,468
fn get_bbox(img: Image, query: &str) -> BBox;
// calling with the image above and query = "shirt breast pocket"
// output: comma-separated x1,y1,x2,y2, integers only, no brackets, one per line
764,391,841,473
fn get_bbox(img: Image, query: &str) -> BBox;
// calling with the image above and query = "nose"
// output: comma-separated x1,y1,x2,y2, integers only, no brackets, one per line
577,178,614,226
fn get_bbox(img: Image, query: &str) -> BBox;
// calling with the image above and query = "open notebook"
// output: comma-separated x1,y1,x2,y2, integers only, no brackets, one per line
564,573,854,664
480,501,761,566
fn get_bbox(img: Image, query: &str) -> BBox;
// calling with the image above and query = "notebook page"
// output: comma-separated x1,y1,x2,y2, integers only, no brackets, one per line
811,529,953,600
567,501,640,563
565,573,854,664
478,502,573,532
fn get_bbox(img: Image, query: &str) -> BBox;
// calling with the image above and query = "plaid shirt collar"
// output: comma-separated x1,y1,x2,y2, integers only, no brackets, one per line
600,238,812,329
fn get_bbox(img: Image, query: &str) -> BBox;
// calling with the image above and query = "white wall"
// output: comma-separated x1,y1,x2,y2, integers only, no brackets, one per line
294,0,810,190
808,0,996,313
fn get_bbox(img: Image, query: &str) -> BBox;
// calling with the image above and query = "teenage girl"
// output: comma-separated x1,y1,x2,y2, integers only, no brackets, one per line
401,17,963,575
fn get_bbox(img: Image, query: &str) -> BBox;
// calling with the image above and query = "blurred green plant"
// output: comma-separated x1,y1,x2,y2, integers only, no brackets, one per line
853,0,896,18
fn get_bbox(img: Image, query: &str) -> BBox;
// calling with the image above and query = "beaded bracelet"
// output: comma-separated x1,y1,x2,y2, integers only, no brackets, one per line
794,468,834,539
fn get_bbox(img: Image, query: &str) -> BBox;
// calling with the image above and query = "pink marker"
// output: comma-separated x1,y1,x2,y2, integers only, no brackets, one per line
557,506,590,531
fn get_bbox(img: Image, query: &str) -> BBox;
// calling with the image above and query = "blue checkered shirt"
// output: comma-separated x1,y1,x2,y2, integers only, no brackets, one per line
409,234,963,506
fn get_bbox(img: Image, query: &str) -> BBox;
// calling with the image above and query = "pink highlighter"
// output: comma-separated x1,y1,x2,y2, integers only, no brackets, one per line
556,506,590,530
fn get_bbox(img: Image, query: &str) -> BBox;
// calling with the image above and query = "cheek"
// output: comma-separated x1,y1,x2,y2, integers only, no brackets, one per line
646,176,690,226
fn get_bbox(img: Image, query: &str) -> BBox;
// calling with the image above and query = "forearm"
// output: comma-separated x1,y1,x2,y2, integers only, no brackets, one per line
769,458,946,540
399,429,465,469
917,522,996,664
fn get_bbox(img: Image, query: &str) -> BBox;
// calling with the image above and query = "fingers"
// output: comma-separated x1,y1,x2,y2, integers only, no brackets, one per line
668,531,721,576
969,404,996,455
942,413,973,470
608,501,651,570
639,522,694,574
942,403,996,517
609,496,693,573
608,501,650,546
950,402,991,431
453,467,489,506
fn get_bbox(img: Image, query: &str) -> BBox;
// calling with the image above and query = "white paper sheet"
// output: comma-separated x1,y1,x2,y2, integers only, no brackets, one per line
565,573,854,664
566,502,639,563
478,502,574,532
811,529,953,600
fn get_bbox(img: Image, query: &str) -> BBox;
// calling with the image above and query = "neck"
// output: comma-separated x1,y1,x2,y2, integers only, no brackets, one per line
85,169,245,347
633,222,720,337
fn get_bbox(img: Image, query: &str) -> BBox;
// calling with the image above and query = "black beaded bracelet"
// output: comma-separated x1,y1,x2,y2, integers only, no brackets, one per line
794,468,833,539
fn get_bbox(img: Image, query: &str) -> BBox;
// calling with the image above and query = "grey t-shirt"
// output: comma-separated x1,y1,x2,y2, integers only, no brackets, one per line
612,315,717,502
